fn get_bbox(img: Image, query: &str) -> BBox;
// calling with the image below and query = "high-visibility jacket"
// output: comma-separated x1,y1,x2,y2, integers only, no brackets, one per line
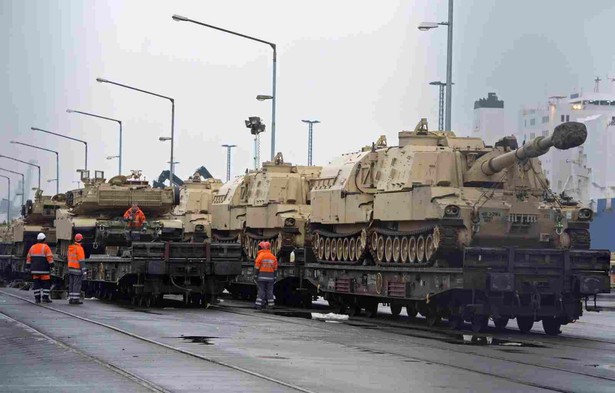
26,242,54,280
67,243,86,275
254,249,278,282
123,207,146,229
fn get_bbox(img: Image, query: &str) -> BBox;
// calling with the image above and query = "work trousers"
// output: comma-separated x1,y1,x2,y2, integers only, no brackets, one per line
68,274,83,302
32,279,51,300
255,280,275,309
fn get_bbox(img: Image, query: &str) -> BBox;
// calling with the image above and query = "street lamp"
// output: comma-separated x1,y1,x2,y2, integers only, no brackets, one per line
0,175,10,222
245,117,266,169
67,109,123,175
31,127,88,171
429,81,446,131
96,77,176,185
10,141,59,195
419,0,453,131
173,14,278,160
0,168,24,208
301,120,320,166
0,155,41,192
221,144,237,181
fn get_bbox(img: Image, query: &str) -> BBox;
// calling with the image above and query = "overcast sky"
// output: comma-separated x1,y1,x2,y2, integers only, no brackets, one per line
1,0,614,203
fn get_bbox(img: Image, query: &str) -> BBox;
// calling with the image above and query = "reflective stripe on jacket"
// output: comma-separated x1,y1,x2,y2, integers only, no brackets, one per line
254,250,278,281
26,243,54,275
67,243,86,275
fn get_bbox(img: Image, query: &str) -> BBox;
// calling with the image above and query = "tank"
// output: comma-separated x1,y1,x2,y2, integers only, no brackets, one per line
211,153,321,304
11,189,65,258
171,172,223,242
309,120,591,267
55,170,182,257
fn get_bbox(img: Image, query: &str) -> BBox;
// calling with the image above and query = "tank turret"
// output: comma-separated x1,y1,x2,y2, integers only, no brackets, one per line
481,122,587,175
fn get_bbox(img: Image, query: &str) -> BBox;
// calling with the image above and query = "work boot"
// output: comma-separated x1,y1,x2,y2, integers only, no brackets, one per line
74,300,83,305
35,298,41,304
42,298,52,303
69,299,76,305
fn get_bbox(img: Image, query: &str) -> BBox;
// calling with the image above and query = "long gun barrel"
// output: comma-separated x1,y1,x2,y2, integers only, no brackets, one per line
482,122,587,175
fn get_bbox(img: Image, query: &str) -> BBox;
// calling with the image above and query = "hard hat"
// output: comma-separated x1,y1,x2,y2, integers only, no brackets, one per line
258,241,271,250
37,233,46,241
75,233,83,242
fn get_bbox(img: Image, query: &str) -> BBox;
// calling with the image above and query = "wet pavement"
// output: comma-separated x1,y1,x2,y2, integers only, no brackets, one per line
1,288,614,392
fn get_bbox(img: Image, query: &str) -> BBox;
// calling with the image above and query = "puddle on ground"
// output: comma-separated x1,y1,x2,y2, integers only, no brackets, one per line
179,335,216,345
445,335,546,348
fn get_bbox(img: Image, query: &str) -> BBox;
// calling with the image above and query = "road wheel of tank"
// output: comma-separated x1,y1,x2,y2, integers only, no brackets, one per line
392,237,401,262
371,232,378,252
416,236,426,263
432,227,441,249
349,238,356,261
317,239,325,260
406,303,418,318
331,239,338,261
313,234,320,253
376,236,385,263
493,317,509,330
390,303,402,316
337,238,344,261
516,316,534,333
356,237,363,260
343,238,350,261
384,236,393,262
324,238,331,260
400,237,408,263
408,237,417,263
542,317,562,336
471,315,489,333
425,235,435,261
364,301,378,318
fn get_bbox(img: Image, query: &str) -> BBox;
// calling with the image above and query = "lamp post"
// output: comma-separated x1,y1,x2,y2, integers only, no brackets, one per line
221,144,237,181
10,141,59,194
429,81,446,131
419,0,453,131
97,77,175,185
0,175,10,222
0,168,24,208
67,109,123,175
0,155,41,192
173,14,277,160
301,120,320,166
31,127,87,171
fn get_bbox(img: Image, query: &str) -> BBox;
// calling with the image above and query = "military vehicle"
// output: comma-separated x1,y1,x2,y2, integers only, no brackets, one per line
55,170,183,258
172,172,222,242
0,223,14,279
12,189,65,258
306,120,610,335
211,153,321,304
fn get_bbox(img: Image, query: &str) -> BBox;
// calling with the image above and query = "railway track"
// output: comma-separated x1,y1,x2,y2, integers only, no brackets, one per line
0,289,315,393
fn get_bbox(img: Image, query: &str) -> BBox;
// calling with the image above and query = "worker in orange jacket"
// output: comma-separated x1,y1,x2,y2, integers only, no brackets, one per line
254,241,278,310
25,233,54,303
67,233,86,305
123,203,146,229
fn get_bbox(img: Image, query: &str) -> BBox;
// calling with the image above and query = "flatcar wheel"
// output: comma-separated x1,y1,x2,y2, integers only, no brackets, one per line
392,237,401,263
384,236,393,262
471,315,488,333
516,316,534,333
406,303,418,318
408,237,417,263
448,315,464,330
347,304,361,317
390,303,402,316
542,317,562,336
493,317,509,330
425,309,441,327
364,302,378,318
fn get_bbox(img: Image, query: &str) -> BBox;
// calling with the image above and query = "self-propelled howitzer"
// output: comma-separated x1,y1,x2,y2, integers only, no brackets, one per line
310,120,593,267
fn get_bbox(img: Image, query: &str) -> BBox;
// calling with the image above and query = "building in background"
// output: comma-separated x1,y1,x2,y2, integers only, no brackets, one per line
472,92,506,144
516,78,615,206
